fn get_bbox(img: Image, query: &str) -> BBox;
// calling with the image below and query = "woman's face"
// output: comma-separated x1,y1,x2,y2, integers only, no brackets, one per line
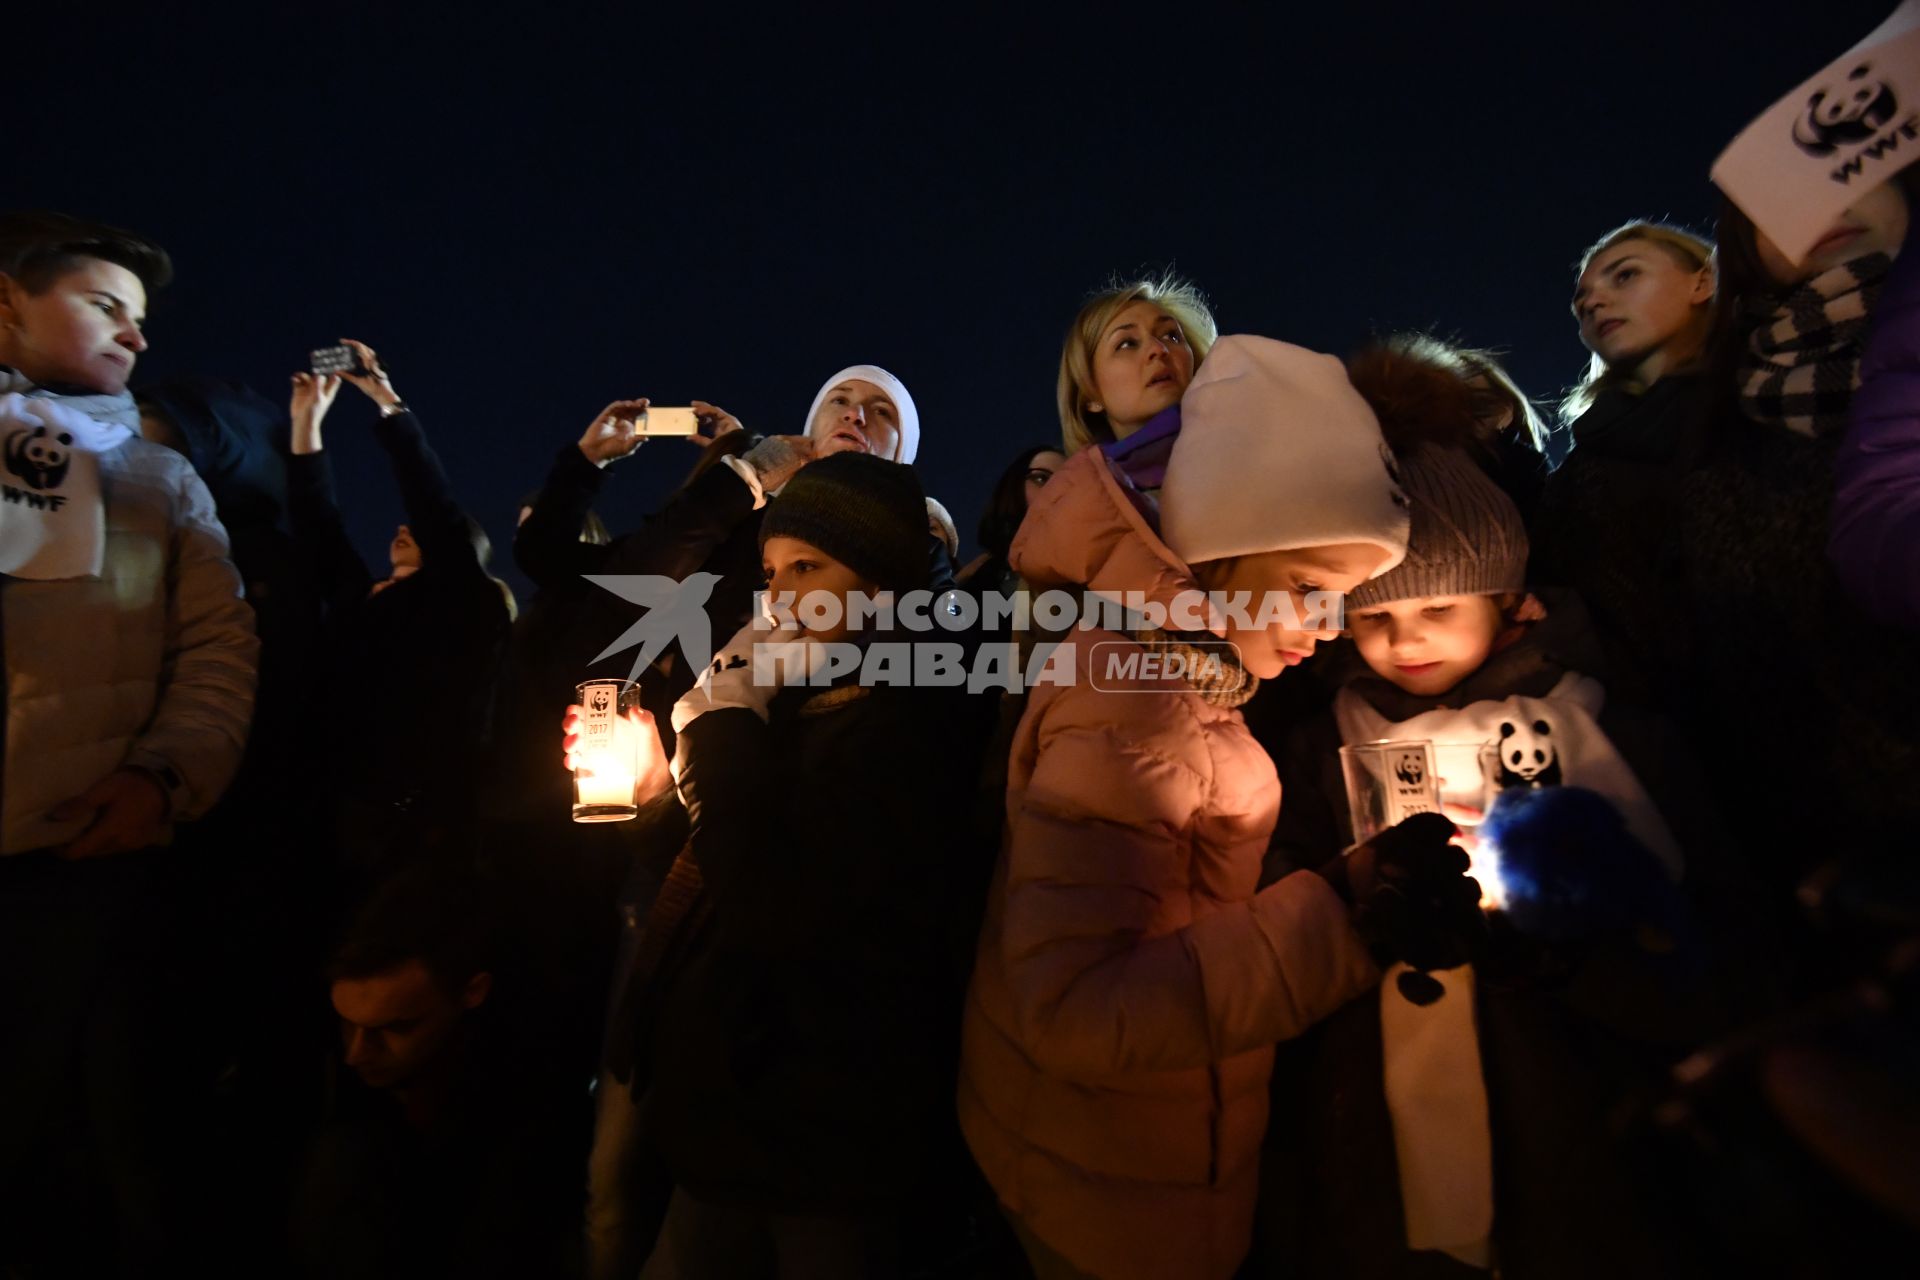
762,535,877,644
1195,542,1392,679
808,379,901,461
1023,450,1066,508
389,524,421,574
1572,238,1712,373
1087,300,1196,439
1756,180,1910,285
1348,594,1505,697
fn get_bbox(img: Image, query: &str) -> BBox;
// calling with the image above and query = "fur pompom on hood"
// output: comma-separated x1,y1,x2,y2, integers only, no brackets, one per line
1346,338,1494,455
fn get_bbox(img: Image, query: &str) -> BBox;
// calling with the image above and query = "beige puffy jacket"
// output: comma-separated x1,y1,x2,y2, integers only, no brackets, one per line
957,448,1377,1280
3,437,258,854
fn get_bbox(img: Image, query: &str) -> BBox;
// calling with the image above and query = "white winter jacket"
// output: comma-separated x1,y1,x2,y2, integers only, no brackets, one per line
3,436,258,853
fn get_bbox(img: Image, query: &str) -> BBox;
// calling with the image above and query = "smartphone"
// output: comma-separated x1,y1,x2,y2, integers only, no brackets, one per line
310,344,373,377
638,406,700,437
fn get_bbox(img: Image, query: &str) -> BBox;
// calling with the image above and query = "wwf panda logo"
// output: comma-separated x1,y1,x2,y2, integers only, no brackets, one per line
589,687,612,713
1393,751,1426,788
1497,718,1562,788
4,425,75,491
1793,63,1899,156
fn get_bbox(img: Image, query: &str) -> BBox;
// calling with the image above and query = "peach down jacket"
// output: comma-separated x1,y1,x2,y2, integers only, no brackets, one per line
957,447,1379,1280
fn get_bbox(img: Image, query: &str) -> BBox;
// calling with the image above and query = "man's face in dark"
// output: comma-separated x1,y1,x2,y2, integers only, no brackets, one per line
330,959,489,1091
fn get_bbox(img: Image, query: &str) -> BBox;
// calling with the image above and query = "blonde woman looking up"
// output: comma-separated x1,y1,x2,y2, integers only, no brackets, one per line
1533,222,1716,704
1056,273,1216,497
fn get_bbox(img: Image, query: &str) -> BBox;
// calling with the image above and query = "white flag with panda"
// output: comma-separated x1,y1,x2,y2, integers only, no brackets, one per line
1712,1,1920,267
0,393,114,580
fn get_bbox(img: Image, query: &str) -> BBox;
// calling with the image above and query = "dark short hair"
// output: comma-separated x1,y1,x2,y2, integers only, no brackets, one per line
0,210,173,295
328,867,500,997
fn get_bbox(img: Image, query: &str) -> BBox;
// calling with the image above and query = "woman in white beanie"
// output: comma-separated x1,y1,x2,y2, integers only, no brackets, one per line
959,336,1469,1280
1055,273,1216,496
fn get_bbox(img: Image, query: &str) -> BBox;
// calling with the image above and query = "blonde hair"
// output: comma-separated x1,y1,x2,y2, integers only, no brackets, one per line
1057,272,1217,455
1560,221,1714,422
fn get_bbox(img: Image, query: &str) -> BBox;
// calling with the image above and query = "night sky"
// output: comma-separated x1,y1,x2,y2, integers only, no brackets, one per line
9,2,1896,600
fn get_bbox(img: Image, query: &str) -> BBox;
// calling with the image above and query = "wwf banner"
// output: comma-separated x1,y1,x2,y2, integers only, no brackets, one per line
1714,1,1920,266
0,393,109,579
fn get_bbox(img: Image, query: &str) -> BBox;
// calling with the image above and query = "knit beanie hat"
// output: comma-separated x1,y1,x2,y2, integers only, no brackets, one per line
760,452,929,593
1160,335,1410,576
1346,445,1528,609
802,365,920,464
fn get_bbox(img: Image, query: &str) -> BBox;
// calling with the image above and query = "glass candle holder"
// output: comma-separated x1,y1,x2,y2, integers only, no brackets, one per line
572,679,641,823
1338,738,1441,846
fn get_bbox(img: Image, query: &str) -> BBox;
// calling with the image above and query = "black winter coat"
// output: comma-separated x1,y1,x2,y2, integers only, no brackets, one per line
634,678,988,1214
1531,374,1712,708
1674,413,1920,889
289,410,510,867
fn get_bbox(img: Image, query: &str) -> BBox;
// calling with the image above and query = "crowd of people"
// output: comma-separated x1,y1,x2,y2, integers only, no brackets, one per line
0,161,1916,1280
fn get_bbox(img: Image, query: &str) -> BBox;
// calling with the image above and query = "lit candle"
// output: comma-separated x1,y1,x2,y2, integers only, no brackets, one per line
573,679,641,822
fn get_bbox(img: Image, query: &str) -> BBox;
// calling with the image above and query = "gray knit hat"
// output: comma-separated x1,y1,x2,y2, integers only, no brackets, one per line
1346,446,1527,609
759,452,929,593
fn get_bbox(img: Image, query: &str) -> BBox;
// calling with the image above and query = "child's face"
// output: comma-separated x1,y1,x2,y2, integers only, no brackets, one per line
1349,594,1504,696
762,535,877,644
1196,542,1392,679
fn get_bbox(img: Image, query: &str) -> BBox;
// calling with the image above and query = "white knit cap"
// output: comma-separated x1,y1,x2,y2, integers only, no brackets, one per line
1160,335,1410,576
802,364,920,464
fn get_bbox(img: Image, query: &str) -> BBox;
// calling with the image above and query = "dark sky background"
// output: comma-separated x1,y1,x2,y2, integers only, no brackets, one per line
8,2,1897,600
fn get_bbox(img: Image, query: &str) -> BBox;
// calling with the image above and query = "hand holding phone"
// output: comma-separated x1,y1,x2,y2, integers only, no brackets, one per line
311,344,372,377
637,407,700,437
578,399,650,468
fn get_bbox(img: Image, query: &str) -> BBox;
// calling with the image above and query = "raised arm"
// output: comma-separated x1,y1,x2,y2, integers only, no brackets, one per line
285,369,373,609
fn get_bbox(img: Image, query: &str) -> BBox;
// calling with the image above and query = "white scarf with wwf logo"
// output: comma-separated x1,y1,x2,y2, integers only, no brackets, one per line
0,369,136,579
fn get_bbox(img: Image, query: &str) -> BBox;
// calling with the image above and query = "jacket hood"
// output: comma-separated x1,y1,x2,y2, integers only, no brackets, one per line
135,377,290,530
1008,445,1202,625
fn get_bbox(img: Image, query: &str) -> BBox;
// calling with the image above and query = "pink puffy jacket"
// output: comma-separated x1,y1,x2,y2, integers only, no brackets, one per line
958,448,1378,1280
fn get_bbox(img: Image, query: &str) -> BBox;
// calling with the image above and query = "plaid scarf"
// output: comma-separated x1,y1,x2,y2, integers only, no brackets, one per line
1129,626,1259,708
1739,252,1892,438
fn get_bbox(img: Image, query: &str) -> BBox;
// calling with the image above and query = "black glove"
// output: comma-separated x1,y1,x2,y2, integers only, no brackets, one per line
1330,813,1487,1004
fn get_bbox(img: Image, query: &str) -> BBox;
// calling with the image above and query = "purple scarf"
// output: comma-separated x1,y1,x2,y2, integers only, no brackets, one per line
1100,405,1182,490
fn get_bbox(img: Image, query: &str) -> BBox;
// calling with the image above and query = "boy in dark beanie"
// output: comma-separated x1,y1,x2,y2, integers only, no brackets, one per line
758,450,932,599
592,449,991,1275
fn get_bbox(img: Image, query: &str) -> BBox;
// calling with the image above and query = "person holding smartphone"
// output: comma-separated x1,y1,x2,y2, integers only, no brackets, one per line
287,339,512,895
514,364,945,761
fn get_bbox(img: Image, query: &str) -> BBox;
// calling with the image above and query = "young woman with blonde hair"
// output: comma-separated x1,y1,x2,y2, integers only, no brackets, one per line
1532,221,1716,703
1055,273,1217,495
1559,222,1715,420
